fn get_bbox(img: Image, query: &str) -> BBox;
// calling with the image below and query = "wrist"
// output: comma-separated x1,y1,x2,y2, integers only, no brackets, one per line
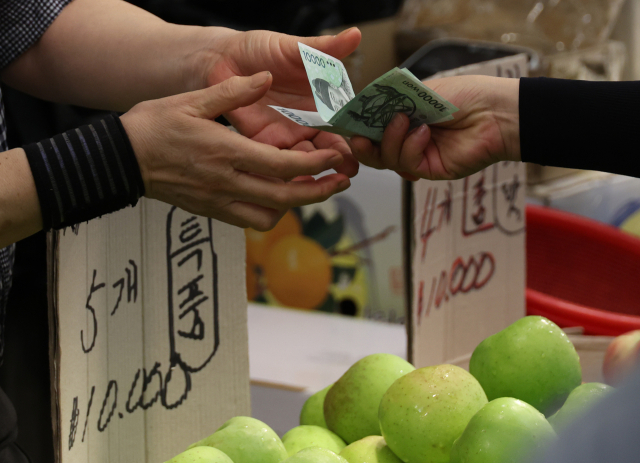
492,77,521,162
185,27,243,91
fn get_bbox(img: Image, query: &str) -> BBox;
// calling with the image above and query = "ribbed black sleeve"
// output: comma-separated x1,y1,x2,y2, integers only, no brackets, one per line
520,77,640,178
23,114,145,231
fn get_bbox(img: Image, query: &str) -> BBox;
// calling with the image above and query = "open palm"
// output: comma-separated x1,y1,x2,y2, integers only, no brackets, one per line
204,28,362,177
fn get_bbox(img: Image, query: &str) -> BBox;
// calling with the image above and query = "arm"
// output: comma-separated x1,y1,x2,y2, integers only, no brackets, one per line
1,0,213,111
1,0,361,175
351,76,640,180
0,74,351,247
0,149,41,249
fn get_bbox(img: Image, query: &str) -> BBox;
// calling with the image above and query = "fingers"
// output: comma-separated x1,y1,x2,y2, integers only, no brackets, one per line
349,136,383,169
187,72,273,120
222,202,285,232
297,27,362,60
234,173,351,210
380,113,410,168
312,131,359,177
230,135,345,180
398,124,431,174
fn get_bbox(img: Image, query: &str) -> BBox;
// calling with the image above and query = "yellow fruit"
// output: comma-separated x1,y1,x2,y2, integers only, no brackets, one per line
245,211,302,267
246,261,260,301
264,235,332,309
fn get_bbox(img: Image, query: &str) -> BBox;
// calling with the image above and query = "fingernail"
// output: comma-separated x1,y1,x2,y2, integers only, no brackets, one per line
416,124,429,136
251,71,271,89
336,27,354,37
330,154,344,165
391,113,405,128
338,179,350,190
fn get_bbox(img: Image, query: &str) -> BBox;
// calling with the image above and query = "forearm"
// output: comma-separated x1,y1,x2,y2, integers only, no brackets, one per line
1,0,234,111
520,78,640,178
0,149,42,248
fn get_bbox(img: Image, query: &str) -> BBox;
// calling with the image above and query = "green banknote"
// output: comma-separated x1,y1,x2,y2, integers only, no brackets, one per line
269,43,459,142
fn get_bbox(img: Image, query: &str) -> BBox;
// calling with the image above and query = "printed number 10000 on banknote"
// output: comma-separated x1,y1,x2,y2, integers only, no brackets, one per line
269,43,459,142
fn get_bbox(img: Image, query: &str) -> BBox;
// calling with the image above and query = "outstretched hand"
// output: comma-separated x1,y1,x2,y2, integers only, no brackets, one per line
348,75,521,181
201,27,363,178
121,72,351,231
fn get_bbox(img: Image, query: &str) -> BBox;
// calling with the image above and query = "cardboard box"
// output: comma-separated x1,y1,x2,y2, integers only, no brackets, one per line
246,165,406,323
405,54,528,368
48,198,250,463
322,18,399,93
567,333,614,384
247,303,406,436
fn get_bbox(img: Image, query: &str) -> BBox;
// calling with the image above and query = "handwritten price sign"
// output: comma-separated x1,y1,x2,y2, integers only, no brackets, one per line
409,162,526,369
407,53,528,370
51,199,249,463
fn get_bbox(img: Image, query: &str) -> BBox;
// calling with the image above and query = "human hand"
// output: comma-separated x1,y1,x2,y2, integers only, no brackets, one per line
120,72,351,231
194,27,362,178
349,76,521,181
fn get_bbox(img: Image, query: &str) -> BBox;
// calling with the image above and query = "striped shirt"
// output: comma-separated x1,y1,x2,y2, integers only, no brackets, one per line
0,0,144,363
0,0,73,362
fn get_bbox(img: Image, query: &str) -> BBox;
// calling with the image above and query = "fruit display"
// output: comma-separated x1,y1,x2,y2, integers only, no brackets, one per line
603,330,640,386
340,436,402,463
282,426,346,457
379,365,488,463
188,416,287,463
470,316,582,415
547,383,614,432
300,385,332,428
324,353,415,444
166,317,616,463
450,398,556,463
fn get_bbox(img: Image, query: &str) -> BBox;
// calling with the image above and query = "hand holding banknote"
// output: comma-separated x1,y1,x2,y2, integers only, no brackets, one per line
202,28,363,178
349,75,522,181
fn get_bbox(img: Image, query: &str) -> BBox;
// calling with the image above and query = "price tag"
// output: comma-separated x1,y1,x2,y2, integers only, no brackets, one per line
406,54,528,369
49,199,250,463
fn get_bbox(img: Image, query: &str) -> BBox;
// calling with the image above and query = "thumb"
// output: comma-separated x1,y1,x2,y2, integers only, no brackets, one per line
190,72,272,119
298,27,362,60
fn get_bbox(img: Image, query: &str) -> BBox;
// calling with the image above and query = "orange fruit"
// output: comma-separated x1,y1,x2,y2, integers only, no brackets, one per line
263,235,332,309
246,261,260,301
245,211,302,267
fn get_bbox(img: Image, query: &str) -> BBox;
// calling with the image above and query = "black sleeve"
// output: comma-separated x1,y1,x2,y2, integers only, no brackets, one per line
519,77,640,178
22,114,145,231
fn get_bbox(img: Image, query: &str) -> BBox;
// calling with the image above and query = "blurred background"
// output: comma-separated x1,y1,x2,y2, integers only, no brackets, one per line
2,0,640,461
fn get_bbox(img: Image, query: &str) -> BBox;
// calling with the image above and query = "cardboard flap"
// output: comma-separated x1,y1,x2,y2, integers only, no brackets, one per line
48,198,250,463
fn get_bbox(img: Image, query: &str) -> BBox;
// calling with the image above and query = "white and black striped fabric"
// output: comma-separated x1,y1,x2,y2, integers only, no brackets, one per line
0,0,71,364
0,0,146,366
0,0,72,69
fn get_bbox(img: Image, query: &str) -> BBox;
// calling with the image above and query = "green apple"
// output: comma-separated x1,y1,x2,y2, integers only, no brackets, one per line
282,425,346,457
283,447,349,463
378,364,488,463
300,385,332,428
450,397,556,463
324,353,415,443
469,316,581,415
188,416,287,463
548,382,614,432
339,436,402,463
165,447,234,463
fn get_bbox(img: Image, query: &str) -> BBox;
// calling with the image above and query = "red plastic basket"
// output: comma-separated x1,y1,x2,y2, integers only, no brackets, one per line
526,205,640,336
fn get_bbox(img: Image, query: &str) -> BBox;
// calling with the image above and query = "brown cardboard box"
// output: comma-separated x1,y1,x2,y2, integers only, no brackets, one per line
48,198,250,463
322,18,399,93
405,54,528,368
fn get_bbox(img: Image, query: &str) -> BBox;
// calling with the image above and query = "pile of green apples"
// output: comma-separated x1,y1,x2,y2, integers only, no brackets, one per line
166,316,615,463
